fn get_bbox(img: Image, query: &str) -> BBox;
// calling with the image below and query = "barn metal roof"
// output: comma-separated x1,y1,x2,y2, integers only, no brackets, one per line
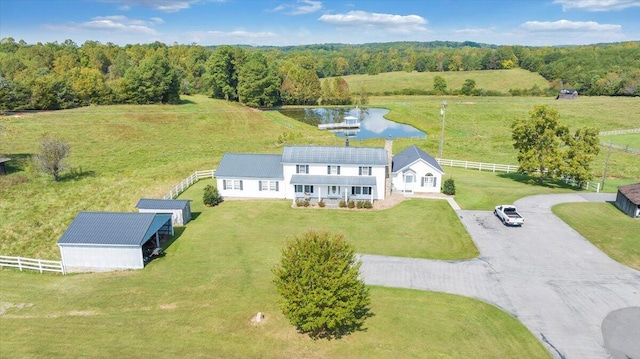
282,146,388,166
618,183,640,205
57,212,172,246
136,198,189,210
290,175,377,186
0,157,10,163
215,153,283,178
392,145,444,174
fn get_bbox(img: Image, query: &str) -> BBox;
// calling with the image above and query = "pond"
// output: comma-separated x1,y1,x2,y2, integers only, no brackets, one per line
278,107,426,140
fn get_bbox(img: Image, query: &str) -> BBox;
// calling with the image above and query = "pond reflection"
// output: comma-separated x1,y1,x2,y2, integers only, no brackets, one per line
278,107,426,140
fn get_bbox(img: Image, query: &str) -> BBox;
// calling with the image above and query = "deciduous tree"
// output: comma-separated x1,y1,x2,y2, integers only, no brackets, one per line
273,230,373,340
512,105,599,183
35,134,70,181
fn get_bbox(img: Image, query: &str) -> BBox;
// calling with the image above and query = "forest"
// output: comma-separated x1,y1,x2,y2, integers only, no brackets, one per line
0,38,639,111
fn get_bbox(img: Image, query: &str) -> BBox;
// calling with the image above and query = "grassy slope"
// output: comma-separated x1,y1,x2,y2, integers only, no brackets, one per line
342,69,550,94
553,202,640,270
600,133,640,150
0,181,548,359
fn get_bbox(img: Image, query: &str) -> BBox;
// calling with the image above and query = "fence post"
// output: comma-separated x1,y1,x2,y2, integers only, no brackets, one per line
596,182,600,193
18,257,22,271
38,258,43,273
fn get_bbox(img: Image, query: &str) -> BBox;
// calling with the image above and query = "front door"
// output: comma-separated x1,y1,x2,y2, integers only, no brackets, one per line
329,185,340,198
405,174,414,193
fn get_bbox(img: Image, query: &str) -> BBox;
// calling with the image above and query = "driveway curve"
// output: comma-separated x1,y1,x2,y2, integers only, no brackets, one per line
361,193,640,359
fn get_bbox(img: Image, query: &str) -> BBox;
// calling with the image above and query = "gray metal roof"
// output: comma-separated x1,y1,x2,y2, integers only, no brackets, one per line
215,153,283,179
282,146,388,166
136,198,189,210
291,175,377,186
57,212,172,246
0,157,10,163
618,183,640,204
392,145,444,174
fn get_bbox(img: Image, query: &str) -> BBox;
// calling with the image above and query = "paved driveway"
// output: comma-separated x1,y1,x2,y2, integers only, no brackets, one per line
361,193,640,359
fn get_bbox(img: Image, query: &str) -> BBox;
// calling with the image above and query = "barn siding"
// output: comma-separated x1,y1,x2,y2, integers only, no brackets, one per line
59,245,142,272
138,208,185,226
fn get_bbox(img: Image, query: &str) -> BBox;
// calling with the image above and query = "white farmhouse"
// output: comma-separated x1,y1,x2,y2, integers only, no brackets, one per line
215,142,444,202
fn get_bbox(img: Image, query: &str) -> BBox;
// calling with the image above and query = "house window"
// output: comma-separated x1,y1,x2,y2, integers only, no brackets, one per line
223,179,243,190
327,165,341,175
295,185,314,193
259,181,279,191
351,186,372,195
359,166,372,176
405,174,414,183
421,173,436,187
296,165,309,174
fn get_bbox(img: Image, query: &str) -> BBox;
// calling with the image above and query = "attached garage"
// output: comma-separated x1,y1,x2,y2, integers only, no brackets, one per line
615,183,640,218
135,198,192,226
57,212,173,272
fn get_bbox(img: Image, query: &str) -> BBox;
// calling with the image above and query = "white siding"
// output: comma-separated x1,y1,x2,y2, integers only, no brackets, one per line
138,208,185,226
392,160,443,194
59,245,142,272
216,178,286,199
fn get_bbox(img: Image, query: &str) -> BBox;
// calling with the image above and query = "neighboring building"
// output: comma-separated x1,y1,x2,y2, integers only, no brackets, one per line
57,212,173,272
0,158,10,175
136,198,192,226
391,145,445,193
615,183,640,218
556,89,578,99
215,143,442,202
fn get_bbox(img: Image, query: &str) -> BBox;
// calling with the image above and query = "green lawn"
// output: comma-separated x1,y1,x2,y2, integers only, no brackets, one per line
553,202,640,270
600,133,640,151
0,181,549,358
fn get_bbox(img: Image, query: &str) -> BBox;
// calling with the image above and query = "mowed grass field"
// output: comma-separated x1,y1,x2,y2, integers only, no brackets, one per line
0,180,550,359
342,68,550,95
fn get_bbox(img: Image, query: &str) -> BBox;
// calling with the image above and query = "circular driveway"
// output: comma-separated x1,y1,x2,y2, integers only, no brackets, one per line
361,193,640,359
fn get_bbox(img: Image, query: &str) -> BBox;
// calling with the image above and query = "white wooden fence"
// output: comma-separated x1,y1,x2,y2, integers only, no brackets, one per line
437,158,519,173
599,128,640,136
0,255,65,274
437,158,600,192
163,169,216,199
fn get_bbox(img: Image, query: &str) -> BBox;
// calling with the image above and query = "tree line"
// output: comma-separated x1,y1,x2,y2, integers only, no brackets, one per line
1,38,638,111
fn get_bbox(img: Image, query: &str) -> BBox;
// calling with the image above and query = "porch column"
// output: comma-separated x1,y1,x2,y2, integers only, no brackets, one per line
344,188,348,201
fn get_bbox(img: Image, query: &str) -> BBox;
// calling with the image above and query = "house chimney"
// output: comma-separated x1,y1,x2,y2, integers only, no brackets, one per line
384,139,393,198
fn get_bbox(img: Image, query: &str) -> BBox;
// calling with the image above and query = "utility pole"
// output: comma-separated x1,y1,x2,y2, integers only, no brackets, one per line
438,101,447,159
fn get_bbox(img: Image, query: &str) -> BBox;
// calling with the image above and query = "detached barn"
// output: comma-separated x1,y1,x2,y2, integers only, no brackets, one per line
615,183,640,218
136,198,192,226
57,212,174,272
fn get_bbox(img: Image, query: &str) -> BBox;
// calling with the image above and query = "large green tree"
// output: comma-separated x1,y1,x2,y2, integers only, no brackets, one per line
122,51,180,104
512,105,599,183
272,230,373,340
237,52,279,107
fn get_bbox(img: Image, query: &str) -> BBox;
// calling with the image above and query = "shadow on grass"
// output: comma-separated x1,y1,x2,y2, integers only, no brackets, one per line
163,226,186,252
497,172,580,190
0,153,31,174
59,167,96,182
179,98,196,105
190,212,201,221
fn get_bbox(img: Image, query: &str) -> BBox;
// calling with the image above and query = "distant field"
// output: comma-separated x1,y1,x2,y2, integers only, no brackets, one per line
341,68,551,95
600,133,640,150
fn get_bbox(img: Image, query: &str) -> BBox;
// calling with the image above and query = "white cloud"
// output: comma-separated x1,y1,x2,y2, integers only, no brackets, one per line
553,0,640,11
319,11,427,34
100,0,226,13
270,0,323,15
44,15,162,36
521,19,621,32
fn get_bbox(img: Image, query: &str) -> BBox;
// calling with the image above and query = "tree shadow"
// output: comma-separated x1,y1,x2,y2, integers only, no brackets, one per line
497,172,580,190
59,167,96,182
179,98,196,105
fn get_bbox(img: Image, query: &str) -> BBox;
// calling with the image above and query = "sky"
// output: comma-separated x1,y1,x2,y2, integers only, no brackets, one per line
1,0,639,47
